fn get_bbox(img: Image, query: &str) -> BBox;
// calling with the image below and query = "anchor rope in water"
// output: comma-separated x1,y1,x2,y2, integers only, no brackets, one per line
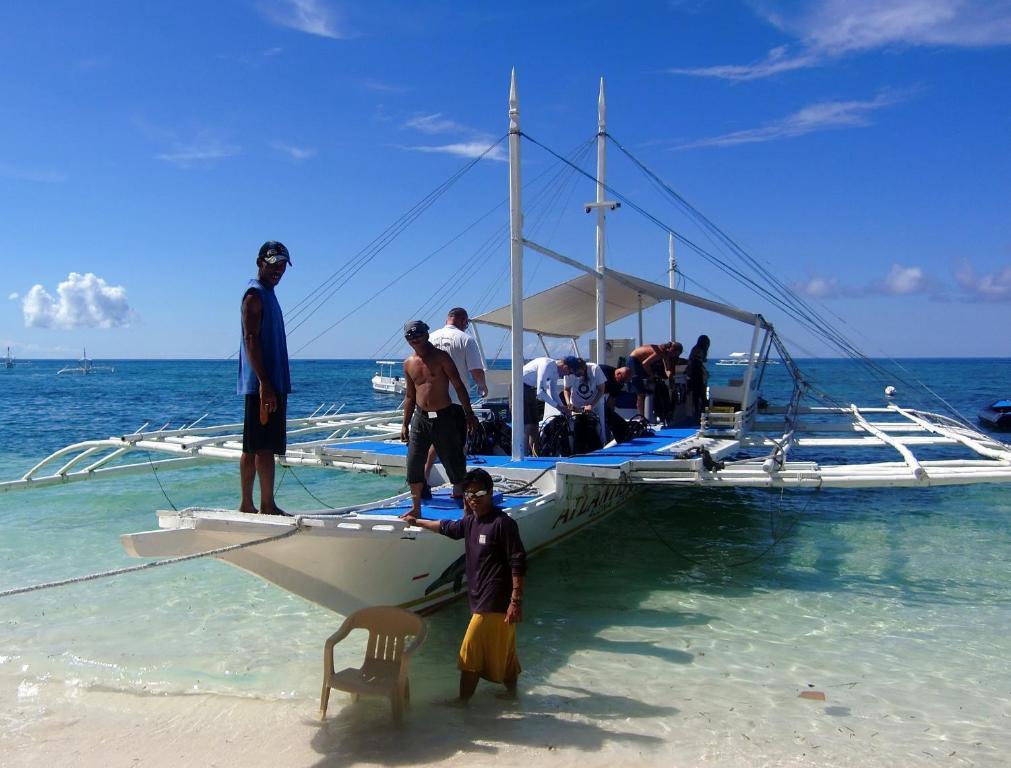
0,516,310,600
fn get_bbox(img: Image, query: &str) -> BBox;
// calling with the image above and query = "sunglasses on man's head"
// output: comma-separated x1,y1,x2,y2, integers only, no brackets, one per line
463,489,489,500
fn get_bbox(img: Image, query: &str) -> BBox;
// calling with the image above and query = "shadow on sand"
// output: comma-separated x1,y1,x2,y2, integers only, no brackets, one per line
308,684,676,766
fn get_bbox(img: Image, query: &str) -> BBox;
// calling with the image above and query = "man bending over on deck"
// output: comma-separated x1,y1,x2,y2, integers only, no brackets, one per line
238,241,292,516
521,356,577,455
402,468,526,702
401,320,479,517
628,342,678,418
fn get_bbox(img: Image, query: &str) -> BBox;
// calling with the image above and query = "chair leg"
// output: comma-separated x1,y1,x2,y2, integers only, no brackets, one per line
320,684,331,720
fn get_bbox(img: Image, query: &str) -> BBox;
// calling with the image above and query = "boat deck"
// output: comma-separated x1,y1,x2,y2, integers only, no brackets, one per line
324,427,701,473
357,489,524,520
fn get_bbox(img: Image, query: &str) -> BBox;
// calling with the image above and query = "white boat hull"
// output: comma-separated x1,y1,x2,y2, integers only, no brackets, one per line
122,474,635,615
371,374,406,395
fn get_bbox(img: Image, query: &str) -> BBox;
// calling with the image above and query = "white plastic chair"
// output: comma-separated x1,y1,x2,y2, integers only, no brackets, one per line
320,606,427,724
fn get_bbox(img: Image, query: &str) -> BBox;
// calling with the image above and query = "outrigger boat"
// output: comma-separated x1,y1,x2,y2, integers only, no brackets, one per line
56,348,115,375
5,74,1011,618
371,360,407,395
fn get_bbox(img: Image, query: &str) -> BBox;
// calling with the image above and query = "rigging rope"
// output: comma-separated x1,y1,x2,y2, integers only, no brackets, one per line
0,517,309,599
519,130,976,427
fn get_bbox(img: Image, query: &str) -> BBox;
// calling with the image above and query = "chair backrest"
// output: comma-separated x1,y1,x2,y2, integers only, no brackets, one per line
346,606,425,673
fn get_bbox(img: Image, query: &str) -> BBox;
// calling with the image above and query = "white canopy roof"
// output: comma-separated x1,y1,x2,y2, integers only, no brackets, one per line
472,267,767,337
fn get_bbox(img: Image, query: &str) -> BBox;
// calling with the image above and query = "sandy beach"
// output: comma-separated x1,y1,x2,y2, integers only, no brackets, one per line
5,662,1006,768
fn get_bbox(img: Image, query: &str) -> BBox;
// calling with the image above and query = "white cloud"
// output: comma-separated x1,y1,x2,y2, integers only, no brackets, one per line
0,163,67,184
157,137,241,167
792,263,929,299
22,272,134,329
678,93,899,149
360,78,408,93
404,113,468,135
793,275,842,298
874,263,929,295
955,261,1011,301
401,112,504,162
668,45,821,81
405,142,507,162
272,142,317,160
670,0,1011,80
8,292,18,300
258,0,350,40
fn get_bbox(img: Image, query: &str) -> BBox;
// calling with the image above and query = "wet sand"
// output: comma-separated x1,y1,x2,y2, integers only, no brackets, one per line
5,672,1004,768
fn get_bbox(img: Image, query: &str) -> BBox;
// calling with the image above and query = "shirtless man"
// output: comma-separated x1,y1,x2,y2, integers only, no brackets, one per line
401,320,479,517
628,342,679,416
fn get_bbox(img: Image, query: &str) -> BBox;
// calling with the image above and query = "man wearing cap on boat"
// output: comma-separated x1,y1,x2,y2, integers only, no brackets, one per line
521,356,577,455
237,240,292,516
424,307,488,497
401,320,479,516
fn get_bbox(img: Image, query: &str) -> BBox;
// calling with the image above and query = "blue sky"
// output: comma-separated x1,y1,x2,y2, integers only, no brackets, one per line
3,0,1009,360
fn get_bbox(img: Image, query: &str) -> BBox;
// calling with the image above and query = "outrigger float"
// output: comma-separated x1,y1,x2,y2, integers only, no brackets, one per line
4,73,1011,616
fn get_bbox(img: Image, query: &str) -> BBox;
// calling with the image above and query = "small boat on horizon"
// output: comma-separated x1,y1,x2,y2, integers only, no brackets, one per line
57,348,115,375
716,351,778,366
3,347,13,369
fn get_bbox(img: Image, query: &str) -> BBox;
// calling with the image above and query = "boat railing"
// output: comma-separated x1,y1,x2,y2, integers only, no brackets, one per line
0,407,405,493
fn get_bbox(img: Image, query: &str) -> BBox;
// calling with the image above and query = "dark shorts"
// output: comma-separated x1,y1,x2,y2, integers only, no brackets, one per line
242,393,287,455
449,403,467,443
407,406,467,485
523,384,545,426
628,357,650,395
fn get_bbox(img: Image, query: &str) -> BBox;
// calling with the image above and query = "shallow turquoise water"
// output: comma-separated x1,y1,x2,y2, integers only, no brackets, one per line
1,358,1010,762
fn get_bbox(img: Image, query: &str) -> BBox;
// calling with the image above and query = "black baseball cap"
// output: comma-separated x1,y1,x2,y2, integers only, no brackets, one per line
258,241,292,266
404,320,429,338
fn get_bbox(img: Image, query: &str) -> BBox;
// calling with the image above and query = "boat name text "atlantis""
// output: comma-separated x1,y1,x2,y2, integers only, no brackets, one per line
552,483,631,529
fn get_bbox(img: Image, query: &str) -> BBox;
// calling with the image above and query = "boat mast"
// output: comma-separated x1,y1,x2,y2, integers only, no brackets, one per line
593,79,607,365
508,70,526,459
668,233,677,342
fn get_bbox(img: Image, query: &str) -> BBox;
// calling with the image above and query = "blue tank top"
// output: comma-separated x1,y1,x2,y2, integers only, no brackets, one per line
237,279,291,395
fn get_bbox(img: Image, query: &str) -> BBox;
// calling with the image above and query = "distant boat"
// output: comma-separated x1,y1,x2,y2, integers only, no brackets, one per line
715,351,778,366
371,360,406,395
3,347,13,369
57,348,115,375
978,400,1011,432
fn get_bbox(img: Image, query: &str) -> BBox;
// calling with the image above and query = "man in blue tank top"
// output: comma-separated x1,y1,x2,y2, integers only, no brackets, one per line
237,241,292,515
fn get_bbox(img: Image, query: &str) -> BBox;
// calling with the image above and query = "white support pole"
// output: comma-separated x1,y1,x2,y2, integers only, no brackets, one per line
594,78,607,365
668,233,677,343
508,70,525,459
637,294,644,345
740,318,763,412
470,321,487,365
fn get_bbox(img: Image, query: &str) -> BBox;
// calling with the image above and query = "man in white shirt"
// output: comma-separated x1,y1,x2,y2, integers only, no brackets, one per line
521,356,577,455
424,308,488,492
563,360,607,446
